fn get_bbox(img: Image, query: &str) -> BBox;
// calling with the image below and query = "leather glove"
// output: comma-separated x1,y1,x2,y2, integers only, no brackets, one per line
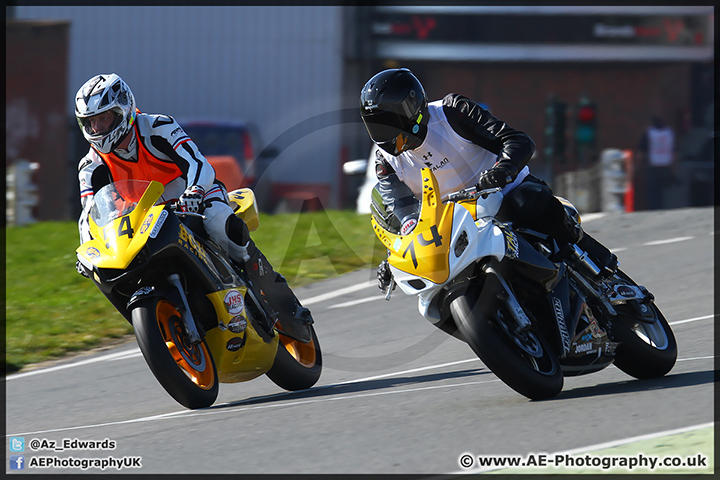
377,259,396,294
477,161,519,190
178,185,205,213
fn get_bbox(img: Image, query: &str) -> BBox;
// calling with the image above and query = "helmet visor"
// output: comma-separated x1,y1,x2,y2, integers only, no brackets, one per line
362,110,409,143
78,109,122,137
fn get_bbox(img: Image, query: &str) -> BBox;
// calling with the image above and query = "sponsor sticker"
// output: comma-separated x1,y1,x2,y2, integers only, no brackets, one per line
224,290,245,315
139,213,154,234
86,247,101,259
574,342,596,354
149,210,168,238
553,297,571,353
228,315,247,334
502,229,519,259
226,336,245,352
616,285,636,298
401,218,418,236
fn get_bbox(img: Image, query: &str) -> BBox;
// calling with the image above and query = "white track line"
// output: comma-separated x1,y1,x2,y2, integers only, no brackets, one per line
6,313,714,381
643,236,695,246
8,351,714,439
6,352,714,437
327,295,385,309
7,348,143,380
580,213,606,222
299,280,375,305
7,376,499,438
669,314,715,325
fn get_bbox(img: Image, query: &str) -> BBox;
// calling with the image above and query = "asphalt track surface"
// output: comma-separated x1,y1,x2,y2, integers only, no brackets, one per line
5,206,715,475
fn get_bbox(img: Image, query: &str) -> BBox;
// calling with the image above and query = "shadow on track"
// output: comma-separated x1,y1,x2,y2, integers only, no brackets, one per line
552,368,716,401
206,366,491,410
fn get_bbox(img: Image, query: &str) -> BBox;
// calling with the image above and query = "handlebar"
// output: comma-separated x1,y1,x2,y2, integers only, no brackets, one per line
176,211,207,220
170,202,208,220
446,186,502,203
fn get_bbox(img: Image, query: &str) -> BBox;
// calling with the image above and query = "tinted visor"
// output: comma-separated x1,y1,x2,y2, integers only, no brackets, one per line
362,110,410,143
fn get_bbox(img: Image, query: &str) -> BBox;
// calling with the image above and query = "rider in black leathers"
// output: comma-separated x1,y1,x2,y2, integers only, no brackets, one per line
359,68,617,292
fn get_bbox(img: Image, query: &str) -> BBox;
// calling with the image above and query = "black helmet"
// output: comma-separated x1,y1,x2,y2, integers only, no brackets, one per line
360,68,429,155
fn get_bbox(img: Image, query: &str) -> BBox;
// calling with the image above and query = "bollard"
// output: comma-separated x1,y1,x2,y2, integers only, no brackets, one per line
600,149,626,212
10,160,40,226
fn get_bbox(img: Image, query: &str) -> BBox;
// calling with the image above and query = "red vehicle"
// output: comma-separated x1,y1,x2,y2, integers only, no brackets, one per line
179,121,260,190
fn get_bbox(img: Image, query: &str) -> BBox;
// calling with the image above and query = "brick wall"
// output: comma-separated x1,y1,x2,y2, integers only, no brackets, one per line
6,20,70,221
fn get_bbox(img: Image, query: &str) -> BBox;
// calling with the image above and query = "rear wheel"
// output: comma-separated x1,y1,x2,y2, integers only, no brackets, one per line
266,323,322,391
132,298,218,409
450,276,563,400
608,271,677,379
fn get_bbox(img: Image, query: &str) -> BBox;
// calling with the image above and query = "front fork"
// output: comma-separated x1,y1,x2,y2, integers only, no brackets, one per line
483,264,532,333
167,273,202,345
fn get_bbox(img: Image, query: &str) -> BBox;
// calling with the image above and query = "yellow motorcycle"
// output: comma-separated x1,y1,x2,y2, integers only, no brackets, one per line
371,168,676,400
76,179,321,409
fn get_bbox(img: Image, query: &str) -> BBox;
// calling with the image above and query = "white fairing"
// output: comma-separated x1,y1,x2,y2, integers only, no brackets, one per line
389,190,507,323
475,189,504,220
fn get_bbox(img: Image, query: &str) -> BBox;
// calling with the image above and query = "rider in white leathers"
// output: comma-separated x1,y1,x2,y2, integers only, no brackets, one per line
359,68,617,292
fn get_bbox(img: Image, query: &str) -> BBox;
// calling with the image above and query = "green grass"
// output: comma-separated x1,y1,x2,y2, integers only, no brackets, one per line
5,211,385,372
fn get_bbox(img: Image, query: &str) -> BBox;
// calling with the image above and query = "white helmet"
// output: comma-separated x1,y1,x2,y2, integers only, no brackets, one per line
75,73,136,154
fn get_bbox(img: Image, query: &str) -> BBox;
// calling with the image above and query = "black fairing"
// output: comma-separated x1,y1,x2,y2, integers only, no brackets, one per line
504,232,560,291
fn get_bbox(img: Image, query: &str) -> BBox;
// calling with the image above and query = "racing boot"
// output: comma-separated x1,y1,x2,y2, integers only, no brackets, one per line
225,215,314,343
243,243,314,343
557,201,618,279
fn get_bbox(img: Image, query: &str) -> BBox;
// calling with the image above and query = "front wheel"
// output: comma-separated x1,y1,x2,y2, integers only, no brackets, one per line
608,271,677,379
450,277,563,400
266,323,322,391
132,297,219,409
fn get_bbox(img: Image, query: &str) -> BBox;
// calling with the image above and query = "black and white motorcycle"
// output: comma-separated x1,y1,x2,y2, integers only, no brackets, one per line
371,168,677,400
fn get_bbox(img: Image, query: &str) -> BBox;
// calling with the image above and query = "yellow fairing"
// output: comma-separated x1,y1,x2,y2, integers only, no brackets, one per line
371,168,453,284
228,188,259,232
77,181,165,270
203,288,279,383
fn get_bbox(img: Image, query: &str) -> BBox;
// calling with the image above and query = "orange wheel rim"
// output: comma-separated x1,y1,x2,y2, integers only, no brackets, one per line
278,330,317,368
156,300,215,390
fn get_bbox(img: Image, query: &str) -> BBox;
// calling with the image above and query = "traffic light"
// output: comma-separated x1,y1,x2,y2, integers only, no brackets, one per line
575,98,597,146
544,99,567,157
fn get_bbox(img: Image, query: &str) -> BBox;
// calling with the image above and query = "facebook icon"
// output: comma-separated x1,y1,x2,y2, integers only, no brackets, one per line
10,455,25,470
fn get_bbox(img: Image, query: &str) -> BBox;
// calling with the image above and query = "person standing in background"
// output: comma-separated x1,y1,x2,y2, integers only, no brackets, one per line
637,116,677,210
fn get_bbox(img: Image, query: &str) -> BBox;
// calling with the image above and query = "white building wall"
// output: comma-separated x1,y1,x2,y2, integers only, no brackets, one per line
14,6,346,203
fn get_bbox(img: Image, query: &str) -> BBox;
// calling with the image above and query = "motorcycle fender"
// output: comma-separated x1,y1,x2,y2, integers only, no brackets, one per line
126,284,181,311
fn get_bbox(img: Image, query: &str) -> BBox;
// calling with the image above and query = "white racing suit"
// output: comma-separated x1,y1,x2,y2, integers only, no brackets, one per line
374,94,614,273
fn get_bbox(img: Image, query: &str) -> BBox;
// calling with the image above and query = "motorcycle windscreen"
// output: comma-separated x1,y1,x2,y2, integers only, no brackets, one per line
80,180,165,269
